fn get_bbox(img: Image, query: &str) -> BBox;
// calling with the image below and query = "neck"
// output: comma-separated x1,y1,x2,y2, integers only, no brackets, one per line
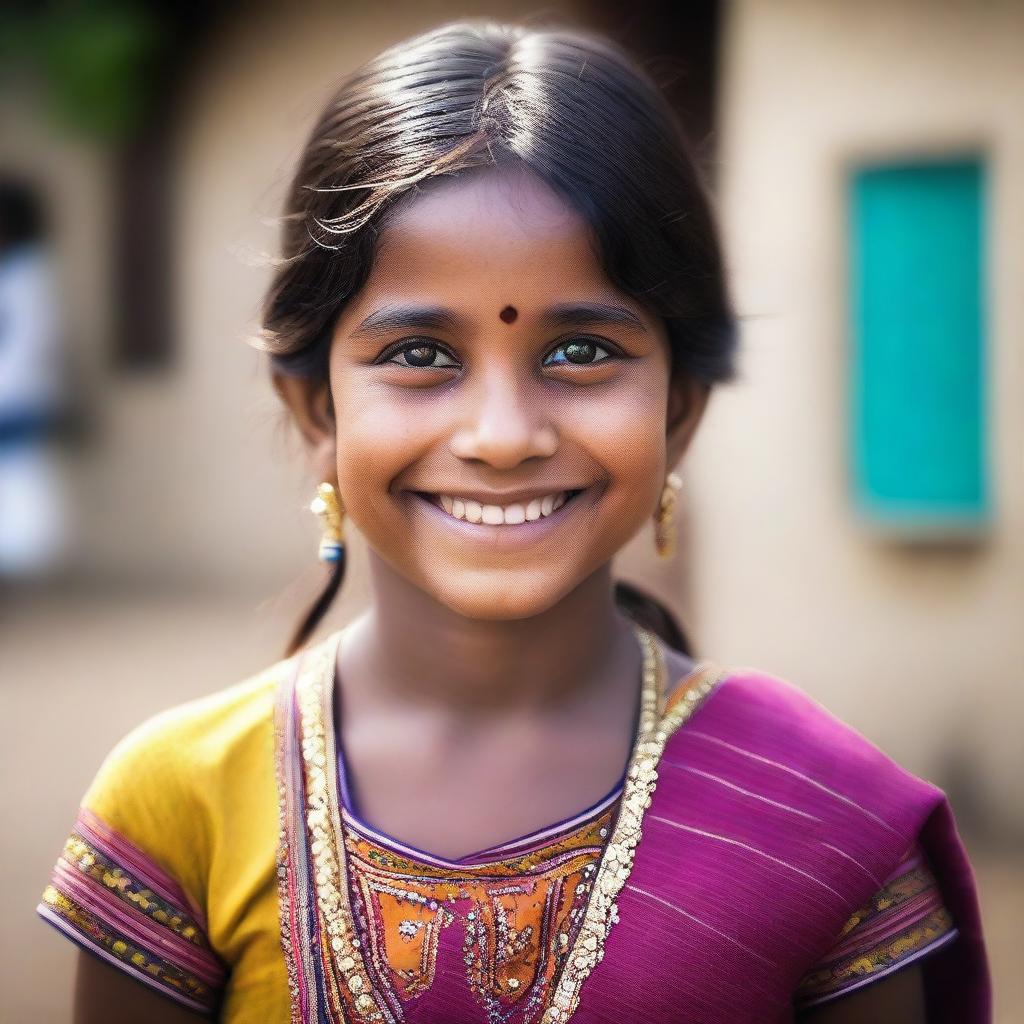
340,553,641,717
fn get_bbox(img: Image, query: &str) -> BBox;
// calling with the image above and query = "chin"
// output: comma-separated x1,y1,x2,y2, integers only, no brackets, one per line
429,573,575,623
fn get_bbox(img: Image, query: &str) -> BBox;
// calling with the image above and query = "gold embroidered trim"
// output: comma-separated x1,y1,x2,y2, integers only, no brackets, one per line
273,654,305,1022
279,623,726,1024
793,859,957,1003
539,631,726,1023
58,833,212,947
298,635,387,1020
40,884,218,1009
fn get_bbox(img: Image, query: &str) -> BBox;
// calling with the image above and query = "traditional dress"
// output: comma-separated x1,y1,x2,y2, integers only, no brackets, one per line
38,623,991,1022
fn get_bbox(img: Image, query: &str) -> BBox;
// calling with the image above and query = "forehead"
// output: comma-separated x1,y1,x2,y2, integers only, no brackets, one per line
364,167,617,302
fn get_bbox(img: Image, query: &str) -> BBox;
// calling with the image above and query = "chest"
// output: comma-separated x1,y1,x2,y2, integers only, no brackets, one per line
267,640,911,1024
340,715,634,863
241,778,818,1024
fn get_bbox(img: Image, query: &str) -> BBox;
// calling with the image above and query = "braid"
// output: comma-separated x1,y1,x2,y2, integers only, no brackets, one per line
614,580,693,656
284,552,345,658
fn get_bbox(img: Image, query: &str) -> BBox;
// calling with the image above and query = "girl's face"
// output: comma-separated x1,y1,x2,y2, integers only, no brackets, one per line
312,166,705,620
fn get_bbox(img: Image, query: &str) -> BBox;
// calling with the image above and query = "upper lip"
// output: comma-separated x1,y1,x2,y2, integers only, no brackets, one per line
410,485,589,506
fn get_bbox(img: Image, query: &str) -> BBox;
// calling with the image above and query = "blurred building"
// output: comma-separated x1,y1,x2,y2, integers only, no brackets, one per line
7,0,1018,818
0,179,69,576
704,0,1023,838
2,1,1022,1017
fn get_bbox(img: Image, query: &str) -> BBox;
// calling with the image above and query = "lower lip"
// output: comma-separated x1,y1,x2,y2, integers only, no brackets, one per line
406,488,595,545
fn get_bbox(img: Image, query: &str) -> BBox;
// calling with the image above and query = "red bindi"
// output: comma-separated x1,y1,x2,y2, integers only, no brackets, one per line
499,305,518,323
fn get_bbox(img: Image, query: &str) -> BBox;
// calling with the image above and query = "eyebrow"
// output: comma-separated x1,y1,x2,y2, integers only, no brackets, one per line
349,301,648,338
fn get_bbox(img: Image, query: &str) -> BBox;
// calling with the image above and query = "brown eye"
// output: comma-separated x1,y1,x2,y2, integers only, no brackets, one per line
543,338,616,367
383,341,458,369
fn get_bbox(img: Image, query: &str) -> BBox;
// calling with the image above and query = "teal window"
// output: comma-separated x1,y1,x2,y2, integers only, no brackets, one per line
848,158,988,535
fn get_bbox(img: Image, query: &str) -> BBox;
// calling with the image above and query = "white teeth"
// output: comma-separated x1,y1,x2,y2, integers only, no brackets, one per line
481,504,504,525
431,490,575,525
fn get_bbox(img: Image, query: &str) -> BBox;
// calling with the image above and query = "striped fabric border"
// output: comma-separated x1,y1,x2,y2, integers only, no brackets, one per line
794,842,958,1008
37,806,225,1015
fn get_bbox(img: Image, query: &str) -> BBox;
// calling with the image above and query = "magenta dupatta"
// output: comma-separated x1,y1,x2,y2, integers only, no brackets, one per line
274,630,991,1023
575,669,991,1023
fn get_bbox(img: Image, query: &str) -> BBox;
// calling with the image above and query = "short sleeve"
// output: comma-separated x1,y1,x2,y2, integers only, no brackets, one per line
37,713,227,1016
793,841,959,1010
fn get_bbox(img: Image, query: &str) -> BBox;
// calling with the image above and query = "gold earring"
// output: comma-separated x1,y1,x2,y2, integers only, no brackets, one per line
309,482,345,563
654,471,682,559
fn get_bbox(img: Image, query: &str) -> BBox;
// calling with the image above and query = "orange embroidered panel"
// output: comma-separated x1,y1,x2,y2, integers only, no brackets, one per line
341,806,617,1014
273,623,727,1023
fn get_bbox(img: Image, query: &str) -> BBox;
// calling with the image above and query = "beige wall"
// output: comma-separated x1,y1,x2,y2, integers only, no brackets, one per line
7,4,1023,1020
12,0,1020,826
701,0,1024,826
73,0,596,598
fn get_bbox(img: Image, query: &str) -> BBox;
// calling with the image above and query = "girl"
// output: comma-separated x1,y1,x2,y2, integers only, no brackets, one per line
39,18,991,1024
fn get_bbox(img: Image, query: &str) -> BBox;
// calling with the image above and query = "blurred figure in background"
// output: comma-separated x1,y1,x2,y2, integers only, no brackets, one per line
0,177,68,581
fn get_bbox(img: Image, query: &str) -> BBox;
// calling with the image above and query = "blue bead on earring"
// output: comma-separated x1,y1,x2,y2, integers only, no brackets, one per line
309,482,345,562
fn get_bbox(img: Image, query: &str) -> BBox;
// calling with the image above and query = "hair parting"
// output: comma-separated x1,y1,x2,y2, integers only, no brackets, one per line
259,17,739,658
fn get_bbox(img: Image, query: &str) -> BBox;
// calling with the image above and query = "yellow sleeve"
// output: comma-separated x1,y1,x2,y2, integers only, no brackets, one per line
37,701,228,1016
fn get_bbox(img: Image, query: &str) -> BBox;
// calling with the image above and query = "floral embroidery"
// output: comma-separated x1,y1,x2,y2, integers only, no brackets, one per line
37,809,225,1014
40,885,218,1008
274,623,728,1023
794,846,958,1007
342,810,613,1018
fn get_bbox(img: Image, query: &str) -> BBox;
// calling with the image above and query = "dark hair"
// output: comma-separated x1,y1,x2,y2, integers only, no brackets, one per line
255,17,739,658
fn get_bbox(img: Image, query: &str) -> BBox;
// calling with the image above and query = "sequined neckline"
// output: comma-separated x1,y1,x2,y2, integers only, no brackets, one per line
330,624,670,869
273,623,730,1024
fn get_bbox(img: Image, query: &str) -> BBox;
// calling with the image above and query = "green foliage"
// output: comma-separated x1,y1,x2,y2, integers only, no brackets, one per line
0,2,169,141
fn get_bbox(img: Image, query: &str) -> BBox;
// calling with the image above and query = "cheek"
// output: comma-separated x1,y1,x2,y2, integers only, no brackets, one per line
595,404,664,469
331,368,669,548
570,384,668,511
331,382,425,505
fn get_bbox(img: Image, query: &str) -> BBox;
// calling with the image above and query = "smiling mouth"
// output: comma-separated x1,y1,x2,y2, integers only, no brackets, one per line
411,488,588,527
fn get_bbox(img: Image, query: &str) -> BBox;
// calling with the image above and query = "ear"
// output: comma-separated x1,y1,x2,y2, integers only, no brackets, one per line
272,372,338,486
665,370,711,471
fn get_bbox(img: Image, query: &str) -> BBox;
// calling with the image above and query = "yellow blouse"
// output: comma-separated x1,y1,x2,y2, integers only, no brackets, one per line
38,628,956,1021
41,661,290,1019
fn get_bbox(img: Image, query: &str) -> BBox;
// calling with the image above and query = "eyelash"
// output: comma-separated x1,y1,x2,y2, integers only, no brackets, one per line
376,336,621,370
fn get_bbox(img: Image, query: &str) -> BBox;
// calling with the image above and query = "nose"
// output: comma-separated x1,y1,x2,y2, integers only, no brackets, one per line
448,365,558,469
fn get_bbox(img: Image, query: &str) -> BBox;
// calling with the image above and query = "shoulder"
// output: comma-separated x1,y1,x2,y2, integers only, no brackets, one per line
698,664,942,806
35,654,299,1016
658,662,991,1018
85,654,292,812
661,661,948,879
77,651,299,895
